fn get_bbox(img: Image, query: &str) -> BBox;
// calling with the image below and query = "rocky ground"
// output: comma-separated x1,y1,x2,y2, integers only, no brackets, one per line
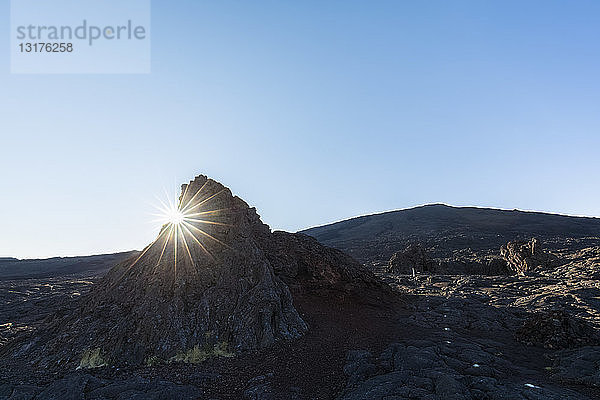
0,268,402,399
1,244,599,399
338,244,600,400
2,197,600,399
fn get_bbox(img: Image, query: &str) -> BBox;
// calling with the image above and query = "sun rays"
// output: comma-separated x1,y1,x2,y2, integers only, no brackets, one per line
124,181,231,279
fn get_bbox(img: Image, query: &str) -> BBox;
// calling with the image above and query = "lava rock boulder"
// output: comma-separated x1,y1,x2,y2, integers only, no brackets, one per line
386,244,431,275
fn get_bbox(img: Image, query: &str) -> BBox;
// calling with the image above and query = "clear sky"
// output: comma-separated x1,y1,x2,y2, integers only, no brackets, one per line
1,1,599,259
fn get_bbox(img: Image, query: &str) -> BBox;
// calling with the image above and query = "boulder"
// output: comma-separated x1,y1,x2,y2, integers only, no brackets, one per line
386,244,431,275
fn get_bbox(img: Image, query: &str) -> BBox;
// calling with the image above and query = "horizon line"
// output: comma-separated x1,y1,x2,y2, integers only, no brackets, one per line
4,202,599,260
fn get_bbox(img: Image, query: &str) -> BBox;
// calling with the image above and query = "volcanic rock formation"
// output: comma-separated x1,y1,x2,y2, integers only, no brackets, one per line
263,231,385,294
386,244,431,274
9,175,382,370
500,238,555,275
434,253,509,275
386,244,510,275
385,239,559,277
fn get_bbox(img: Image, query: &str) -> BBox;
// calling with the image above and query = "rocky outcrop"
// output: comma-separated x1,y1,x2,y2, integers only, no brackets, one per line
263,231,385,294
386,244,431,274
16,175,308,369
4,175,387,372
391,238,560,277
387,238,556,277
386,245,509,276
500,238,555,275
435,255,509,275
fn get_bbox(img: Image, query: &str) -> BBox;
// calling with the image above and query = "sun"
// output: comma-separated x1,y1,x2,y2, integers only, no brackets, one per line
153,191,189,228
167,209,185,225
131,183,233,275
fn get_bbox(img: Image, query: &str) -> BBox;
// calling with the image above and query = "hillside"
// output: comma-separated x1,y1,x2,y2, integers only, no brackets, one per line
301,204,600,265
0,251,138,280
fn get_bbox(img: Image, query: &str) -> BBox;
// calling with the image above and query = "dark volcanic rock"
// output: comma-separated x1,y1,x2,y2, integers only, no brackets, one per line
339,342,588,400
264,231,385,294
516,309,600,350
386,245,509,276
550,346,600,387
435,255,509,275
3,175,383,372
386,244,431,274
501,238,556,275
23,175,308,368
0,373,202,400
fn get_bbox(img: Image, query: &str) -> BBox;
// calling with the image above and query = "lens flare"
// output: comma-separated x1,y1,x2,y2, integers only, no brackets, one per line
167,209,184,225
123,183,233,281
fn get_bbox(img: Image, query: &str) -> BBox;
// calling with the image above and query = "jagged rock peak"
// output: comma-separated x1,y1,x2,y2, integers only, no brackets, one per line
7,174,389,371
20,174,308,368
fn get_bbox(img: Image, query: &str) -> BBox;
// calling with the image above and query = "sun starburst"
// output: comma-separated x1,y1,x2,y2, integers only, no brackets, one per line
124,182,230,279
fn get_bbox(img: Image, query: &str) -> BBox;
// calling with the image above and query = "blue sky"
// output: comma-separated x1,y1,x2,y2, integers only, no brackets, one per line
1,1,599,258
